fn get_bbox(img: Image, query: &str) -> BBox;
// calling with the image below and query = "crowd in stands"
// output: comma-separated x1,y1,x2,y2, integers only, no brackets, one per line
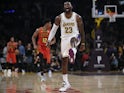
0,31,124,74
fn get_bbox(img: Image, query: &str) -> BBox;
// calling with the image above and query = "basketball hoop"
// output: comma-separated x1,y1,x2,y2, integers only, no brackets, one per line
107,12,116,22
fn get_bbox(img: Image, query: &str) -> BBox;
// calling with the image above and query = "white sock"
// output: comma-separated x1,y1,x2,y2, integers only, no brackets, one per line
62,74,70,85
3,69,7,77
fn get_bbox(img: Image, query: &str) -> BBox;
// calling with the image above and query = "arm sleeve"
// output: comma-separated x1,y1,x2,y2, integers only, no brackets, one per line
48,24,59,42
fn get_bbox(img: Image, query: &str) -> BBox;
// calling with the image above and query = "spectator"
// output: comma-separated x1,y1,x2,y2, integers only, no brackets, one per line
82,52,89,68
18,40,26,74
75,45,85,71
50,56,60,71
25,43,33,72
2,45,7,67
117,51,124,72
110,53,118,71
3,45,7,59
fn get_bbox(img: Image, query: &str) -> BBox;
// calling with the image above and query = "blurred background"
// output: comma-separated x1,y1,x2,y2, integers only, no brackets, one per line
0,0,124,72
0,0,123,43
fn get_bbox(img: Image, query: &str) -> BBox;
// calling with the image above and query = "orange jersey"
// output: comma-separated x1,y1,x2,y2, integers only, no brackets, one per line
7,41,17,53
37,46,51,63
37,27,50,46
6,41,17,63
37,27,51,63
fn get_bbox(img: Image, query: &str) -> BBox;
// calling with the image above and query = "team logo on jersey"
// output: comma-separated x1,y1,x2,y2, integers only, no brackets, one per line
63,22,75,27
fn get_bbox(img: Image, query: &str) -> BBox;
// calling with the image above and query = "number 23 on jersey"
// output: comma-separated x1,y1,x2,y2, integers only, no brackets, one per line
65,27,72,33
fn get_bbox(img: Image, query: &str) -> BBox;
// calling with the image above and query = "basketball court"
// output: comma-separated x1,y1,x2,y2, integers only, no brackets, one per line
0,0,124,93
0,72,124,93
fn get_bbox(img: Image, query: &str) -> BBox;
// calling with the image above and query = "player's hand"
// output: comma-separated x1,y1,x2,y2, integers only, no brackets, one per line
33,45,37,50
80,43,85,51
46,41,51,48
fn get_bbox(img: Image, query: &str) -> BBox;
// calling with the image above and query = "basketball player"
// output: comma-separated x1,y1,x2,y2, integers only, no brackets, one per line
32,19,55,81
47,1,85,92
6,37,18,77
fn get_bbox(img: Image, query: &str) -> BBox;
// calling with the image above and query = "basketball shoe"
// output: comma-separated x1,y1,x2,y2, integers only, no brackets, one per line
59,81,71,92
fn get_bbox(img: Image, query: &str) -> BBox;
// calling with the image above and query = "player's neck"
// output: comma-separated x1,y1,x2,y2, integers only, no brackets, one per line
42,26,47,31
10,41,14,43
65,11,73,19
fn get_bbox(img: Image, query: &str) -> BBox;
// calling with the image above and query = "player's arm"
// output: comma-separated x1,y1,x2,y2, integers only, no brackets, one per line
7,42,10,52
32,28,39,49
14,42,18,49
50,37,56,45
77,15,85,45
47,15,61,44
34,55,40,64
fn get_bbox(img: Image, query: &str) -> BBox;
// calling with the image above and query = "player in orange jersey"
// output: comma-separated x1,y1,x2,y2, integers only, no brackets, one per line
6,37,18,77
32,18,55,81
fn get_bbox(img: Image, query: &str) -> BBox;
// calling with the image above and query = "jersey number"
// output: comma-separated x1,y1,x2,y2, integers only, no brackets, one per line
65,27,72,33
42,38,47,43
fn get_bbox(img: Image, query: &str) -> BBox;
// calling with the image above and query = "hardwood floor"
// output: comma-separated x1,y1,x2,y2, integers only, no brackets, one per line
0,72,124,93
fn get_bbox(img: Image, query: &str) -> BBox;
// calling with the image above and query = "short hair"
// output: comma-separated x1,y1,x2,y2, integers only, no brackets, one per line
42,18,51,26
64,1,73,9
64,1,71,4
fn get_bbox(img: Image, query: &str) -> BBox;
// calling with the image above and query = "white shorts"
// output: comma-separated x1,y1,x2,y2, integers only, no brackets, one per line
61,34,81,57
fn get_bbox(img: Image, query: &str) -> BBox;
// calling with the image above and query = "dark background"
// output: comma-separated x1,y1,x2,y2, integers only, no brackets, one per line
0,0,124,47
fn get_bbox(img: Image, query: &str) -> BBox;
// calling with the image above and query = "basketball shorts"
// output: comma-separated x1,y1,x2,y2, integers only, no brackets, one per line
38,45,51,64
61,34,81,57
6,53,17,64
